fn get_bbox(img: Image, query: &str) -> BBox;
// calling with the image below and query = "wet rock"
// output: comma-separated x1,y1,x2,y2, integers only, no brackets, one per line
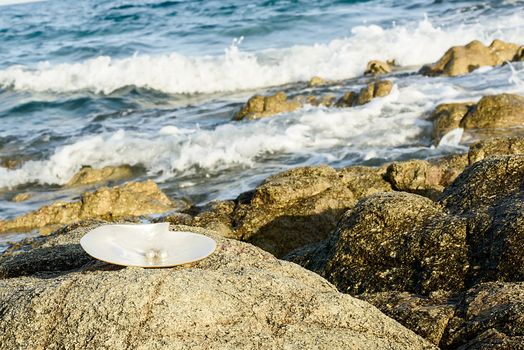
308,76,326,87
233,91,302,120
291,155,524,294
385,155,469,199
316,192,468,295
431,94,524,144
66,165,138,186
360,291,457,346
468,136,524,164
0,180,173,234
336,80,393,107
0,224,434,350
365,60,392,76
443,282,524,349
461,93,524,129
231,165,391,257
420,39,524,77
430,103,473,143
11,192,32,202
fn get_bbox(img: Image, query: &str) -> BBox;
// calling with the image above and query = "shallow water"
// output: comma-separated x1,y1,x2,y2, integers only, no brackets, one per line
1,0,524,244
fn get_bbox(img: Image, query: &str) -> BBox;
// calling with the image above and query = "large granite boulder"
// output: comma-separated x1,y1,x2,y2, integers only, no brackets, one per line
180,165,392,258
0,224,434,350
289,155,524,294
420,39,524,77
287,155,524,347
0,180,174,234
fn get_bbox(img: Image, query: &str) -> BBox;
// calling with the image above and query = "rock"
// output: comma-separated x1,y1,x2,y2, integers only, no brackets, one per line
360,291,457,346
442,282,524,349
317,192,468,295
420,39,524,77
461,94,524,129
308,76,326,87
430,94,524,144
291,155,524,294
336,80,393,107
0,180,173,234
233,91,302,120
0,224,434,350
231,165,391,257
11,192,32,202
468,136,524,164
430,103,473,143
365,60,392,76
361,282,524,349
305,94,336,107
66,165,138,186
385,155,469,200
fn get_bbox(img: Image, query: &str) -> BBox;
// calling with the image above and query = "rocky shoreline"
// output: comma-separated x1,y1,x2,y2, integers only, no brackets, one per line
2,39,524,349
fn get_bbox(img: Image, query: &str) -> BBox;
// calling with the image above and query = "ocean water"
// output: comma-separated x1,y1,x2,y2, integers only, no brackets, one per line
2,0,524,243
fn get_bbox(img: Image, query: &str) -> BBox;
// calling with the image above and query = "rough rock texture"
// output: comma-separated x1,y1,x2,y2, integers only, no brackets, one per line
430,103,473,143
232,91,302,120
461,94,524,129
319,192,468,295
385,154,469,199
361,282,524,349
291,155,524,294
0,180,173,234
229,165,391,257
66,165,138,186
360,291,457,346
336,80,393,107
443,282,524,349
0,224,434,350
431,94,524,143
365,60,392,76
420,39,524,76
287,155,524,348
468,136,524,163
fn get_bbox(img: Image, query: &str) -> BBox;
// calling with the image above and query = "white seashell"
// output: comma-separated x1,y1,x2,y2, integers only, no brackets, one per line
80,223,216,267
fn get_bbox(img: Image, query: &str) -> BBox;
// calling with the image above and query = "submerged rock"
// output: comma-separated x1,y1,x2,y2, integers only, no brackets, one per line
431,93,524,144
0,180,173,234
308,75,327,87
66,165,138,187
232,91,302,120
420,39,524,77
365,60,392,76
335,80,393,107
0,224,434,350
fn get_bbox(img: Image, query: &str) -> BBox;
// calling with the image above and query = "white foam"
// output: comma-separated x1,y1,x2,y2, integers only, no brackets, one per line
0,85,425,188
437,128,465,148
1,16,523,95
0,0,43,6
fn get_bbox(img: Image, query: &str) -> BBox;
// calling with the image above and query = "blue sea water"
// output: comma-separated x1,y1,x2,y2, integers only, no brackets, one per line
2,0,524,245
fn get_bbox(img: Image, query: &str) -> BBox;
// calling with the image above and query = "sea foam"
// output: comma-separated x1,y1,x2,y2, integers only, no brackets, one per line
0,16,523,95
0,87,413,188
